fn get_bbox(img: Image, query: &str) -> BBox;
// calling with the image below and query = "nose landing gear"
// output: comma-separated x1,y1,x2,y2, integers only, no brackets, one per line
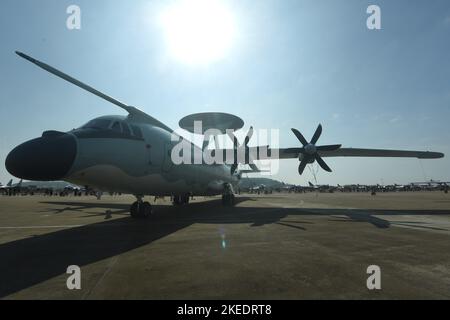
222,183,235,206
172,194,190,206
130,195,152,219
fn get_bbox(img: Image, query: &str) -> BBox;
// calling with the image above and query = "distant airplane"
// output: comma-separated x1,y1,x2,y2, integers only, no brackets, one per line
0,179,13,191
409,179,450,192
308,181,334,192
5,51,445,218
411,179,450,186
250,184,266,193
0,179,22,194
15,179,23,188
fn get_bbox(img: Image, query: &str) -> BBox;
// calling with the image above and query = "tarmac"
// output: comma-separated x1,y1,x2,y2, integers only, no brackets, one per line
0,191,449,299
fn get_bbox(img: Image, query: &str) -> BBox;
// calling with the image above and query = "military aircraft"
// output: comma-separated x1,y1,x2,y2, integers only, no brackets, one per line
0,179,22,195
5,51,445,218
0,179,13,193
410,179,450,191
0,179,12,188
248,184,268,194
307,181,335,193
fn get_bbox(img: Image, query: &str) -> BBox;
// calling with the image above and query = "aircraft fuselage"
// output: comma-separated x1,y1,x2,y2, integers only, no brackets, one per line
5,115,239,196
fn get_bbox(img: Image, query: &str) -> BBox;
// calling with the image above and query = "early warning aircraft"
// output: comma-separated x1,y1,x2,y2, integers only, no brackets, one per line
5,51,444,218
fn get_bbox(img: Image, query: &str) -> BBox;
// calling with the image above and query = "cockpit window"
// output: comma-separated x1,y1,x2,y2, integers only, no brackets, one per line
131,125,143,139
122,122,131,136
78,119,143,139
111,121,122,133
82,119,111,130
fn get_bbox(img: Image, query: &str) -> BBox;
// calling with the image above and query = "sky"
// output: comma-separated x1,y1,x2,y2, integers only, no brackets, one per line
0,0,449,186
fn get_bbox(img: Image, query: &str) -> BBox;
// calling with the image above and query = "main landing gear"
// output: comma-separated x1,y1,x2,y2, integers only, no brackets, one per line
222,183,235,206
222,193,235,206
130,195,152,219
172,194,190,206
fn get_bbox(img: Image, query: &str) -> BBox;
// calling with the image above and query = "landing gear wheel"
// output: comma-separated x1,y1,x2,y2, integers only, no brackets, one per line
173,194,190,206
181,194,190,204
130,202,140,218
140,201,152,218
130,201,152,219
173,195,182,206
222,193,235,206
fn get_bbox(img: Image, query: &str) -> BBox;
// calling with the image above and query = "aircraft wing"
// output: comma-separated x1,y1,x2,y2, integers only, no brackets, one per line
316,148,442,159
223,146,444,160
14,51,445,163
15,51,173,132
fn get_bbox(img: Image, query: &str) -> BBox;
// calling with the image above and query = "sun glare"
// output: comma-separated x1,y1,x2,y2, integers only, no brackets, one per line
159,0,236,65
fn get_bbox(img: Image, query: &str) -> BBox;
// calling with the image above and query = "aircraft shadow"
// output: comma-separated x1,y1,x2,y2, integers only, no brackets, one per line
1,198,449,297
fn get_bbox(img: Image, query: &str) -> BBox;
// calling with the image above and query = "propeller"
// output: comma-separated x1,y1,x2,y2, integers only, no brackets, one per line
227,126,254,175
289,124,341,175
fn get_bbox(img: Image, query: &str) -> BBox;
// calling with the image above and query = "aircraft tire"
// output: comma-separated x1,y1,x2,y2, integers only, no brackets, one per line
181,194,190,204
130,201,140,218
173,195,182,206
222,194,235,206
141,201,152,218
130,201,152,219
229,194,235,206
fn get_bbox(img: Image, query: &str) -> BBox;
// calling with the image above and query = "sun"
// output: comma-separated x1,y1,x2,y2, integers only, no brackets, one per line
159,0,236,65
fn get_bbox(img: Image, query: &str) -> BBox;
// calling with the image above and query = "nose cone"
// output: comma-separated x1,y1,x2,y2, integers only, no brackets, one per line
5,132,77,181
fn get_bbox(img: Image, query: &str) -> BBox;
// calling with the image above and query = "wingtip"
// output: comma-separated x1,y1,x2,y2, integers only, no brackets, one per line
419,152,445,159
431,152,444,159
15,50,36,63
15,50,28,60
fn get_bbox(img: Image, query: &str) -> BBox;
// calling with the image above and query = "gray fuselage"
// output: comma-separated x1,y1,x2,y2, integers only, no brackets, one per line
6,115,239,196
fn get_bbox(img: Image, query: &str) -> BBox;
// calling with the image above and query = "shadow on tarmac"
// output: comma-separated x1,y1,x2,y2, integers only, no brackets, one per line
1,197,449,297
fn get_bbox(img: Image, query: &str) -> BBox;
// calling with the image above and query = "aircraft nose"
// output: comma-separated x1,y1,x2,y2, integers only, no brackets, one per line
5,131,77,181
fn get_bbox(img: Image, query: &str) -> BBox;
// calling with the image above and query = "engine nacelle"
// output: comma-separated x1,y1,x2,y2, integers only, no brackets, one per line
298,153,315,163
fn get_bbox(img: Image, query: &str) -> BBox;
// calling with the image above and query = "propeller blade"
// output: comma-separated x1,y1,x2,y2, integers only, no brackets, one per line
244,126,254,146
310,124,322,145
315,154,332,172
291,128,308,146
232,136,239,149
298,159,309,175
226,130,236,146
316,144,342,151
